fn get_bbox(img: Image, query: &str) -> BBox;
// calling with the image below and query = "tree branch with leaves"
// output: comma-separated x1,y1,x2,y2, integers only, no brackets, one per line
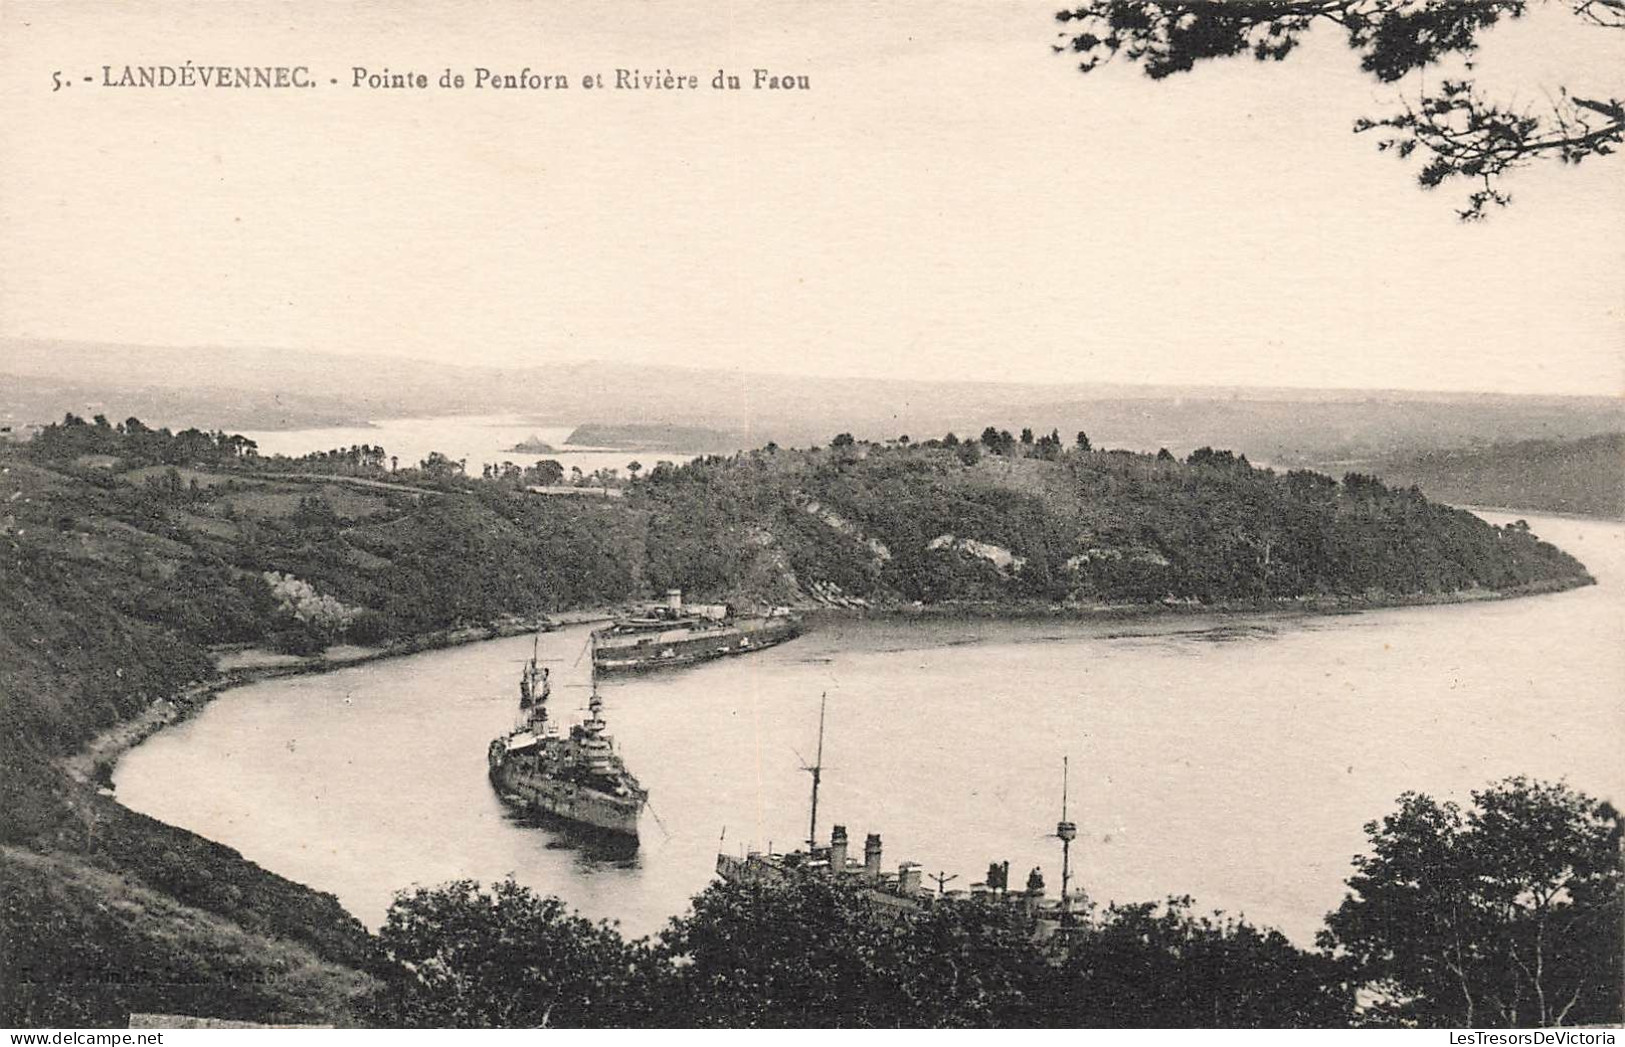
1055,1,1624,218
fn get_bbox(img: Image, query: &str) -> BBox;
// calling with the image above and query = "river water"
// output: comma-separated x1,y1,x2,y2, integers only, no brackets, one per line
113,511,1624,943
233,415,698,481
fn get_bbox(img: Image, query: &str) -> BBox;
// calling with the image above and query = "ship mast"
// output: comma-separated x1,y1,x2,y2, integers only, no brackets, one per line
519,630,550,729
1057,755,1078,920
804,692,827,850
582,640,613,776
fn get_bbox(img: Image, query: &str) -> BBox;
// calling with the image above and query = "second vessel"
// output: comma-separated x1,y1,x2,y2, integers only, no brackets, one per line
592,589,801,674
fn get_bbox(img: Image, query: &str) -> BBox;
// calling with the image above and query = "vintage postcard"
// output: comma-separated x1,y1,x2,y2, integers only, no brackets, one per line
2,0,1621,1033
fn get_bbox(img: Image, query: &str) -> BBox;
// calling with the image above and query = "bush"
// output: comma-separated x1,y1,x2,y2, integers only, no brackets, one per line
267,626,326,657
346,610,392,647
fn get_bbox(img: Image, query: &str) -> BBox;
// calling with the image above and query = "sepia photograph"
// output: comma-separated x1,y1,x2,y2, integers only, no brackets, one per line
1,0,1622,1033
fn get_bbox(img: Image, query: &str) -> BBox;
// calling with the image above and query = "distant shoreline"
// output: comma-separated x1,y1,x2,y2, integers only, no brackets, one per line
1464,504,1625,524
804,573,1593,623
60,611,614,791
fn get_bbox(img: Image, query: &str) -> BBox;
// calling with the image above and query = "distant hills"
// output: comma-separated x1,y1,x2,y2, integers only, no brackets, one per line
1,373,371,432
5,336,1622,470
1352,434,1625,519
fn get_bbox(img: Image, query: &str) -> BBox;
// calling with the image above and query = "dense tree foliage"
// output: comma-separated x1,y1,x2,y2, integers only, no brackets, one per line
1320,777,1623,1027
371,880,655,1028
364,873,1343,1027
657,875,1050,1027
639,435,1589,608
30,413,262,466
1052,898,1354,1026
1055,1,1625,218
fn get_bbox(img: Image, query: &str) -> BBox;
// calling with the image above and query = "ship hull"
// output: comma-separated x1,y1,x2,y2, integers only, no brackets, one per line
594,615,801,674
489,761,644,839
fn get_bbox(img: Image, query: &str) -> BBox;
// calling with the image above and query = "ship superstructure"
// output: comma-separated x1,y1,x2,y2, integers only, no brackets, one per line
714,696,1080,936
592,589,801,674
487,635,648,839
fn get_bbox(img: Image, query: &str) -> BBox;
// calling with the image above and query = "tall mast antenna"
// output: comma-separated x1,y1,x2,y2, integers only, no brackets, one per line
804,692,827,850
1057,755,1078,919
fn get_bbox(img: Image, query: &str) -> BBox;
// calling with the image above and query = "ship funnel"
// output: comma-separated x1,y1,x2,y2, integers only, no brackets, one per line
666,588,683,611
1025,866,1046,913
863,833,883,881
828,824,848,873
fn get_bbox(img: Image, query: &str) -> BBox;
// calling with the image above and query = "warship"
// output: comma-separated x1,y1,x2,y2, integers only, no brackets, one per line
715,693,932,915
487,635,648,840
715,695,1081,935
592,588,801,674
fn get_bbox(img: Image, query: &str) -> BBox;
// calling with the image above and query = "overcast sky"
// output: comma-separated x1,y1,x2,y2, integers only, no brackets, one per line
2,1,1621,395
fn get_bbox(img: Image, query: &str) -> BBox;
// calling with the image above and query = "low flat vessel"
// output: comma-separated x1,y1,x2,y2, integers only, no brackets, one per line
592,588,801,674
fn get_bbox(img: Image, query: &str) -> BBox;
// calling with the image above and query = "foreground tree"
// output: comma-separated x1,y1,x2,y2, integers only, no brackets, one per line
1051,897,1355,1027
1320,778,1623,1027
1055,1,1624,218
370,879,654,1027
655,875,1046,1027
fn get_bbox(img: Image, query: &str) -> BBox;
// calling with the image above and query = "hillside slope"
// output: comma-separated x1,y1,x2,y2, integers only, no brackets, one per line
1352,433,1625,519
622,441,1592,609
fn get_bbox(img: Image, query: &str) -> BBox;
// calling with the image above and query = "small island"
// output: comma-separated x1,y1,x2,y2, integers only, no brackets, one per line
507,434,557,454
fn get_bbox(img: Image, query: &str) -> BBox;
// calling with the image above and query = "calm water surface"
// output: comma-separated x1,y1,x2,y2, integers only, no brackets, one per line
235,415,697,480
114,512,1625,942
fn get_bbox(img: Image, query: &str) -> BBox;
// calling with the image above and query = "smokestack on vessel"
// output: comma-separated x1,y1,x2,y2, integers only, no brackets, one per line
828,824,848,873
864,833,883,881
